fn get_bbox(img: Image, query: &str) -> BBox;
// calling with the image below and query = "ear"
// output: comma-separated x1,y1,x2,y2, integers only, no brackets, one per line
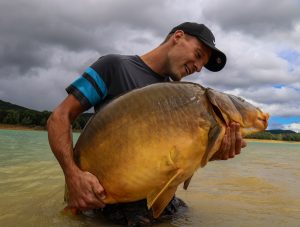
172,30,185,43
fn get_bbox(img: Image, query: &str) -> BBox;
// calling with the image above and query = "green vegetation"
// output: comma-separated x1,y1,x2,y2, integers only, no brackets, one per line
0,100,92,130
1,100,300,141
245,130,300,142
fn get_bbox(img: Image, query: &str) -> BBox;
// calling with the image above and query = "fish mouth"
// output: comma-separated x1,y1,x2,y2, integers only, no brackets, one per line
241,112,269,137
257,112,269,129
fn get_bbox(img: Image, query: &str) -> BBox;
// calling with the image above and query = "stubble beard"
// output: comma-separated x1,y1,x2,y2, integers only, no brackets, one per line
166,58,182,81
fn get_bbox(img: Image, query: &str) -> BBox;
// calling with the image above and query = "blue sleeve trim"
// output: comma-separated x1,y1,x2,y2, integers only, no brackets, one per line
66,85,92,110
71,76,101,106
85,67,108,98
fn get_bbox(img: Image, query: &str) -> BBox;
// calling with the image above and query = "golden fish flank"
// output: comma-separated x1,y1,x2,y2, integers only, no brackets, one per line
72,82,269,218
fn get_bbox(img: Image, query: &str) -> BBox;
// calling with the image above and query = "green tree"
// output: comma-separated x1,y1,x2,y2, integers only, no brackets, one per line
2,110,20,124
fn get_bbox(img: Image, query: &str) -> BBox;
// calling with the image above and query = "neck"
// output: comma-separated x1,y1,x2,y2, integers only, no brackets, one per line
140,43,170,77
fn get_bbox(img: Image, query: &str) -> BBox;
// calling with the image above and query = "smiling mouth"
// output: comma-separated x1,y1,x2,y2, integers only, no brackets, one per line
185,65,191,75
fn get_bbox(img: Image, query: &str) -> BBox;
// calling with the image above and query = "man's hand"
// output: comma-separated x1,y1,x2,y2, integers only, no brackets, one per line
66,169,106,211
210,122,247,161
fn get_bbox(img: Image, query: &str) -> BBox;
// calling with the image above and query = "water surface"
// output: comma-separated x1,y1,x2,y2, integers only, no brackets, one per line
0,129,299,226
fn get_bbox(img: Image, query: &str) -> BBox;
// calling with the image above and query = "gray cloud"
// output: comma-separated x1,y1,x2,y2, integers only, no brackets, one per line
0,0,190,78
203,0,300,36
0,0,299,129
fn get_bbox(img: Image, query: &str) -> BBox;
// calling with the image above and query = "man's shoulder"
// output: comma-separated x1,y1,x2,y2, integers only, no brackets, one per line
98,54,137,65
91,54,137,73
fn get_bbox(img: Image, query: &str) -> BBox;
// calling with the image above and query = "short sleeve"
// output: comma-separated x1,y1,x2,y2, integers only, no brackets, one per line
66,66,108,110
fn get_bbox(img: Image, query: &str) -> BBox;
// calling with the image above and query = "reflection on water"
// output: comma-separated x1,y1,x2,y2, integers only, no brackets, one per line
0,130,300,227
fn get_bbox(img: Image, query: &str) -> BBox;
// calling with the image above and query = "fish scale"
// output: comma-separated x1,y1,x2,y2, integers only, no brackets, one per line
71,82,269,218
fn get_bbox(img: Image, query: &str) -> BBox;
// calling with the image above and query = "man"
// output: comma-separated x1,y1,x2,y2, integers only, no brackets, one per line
47,22,246,225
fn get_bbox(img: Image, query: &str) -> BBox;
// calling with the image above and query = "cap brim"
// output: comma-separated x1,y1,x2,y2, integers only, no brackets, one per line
200,40,226,72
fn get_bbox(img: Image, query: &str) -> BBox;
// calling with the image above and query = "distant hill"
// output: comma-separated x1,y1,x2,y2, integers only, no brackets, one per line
0,99,92,129
0,99,31,111
246,129,300,141
266,129,296,134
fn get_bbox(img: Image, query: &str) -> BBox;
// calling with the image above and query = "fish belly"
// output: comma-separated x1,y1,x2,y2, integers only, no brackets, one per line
75,83,212,205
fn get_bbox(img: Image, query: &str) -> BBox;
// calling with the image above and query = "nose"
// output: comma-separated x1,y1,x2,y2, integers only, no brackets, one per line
193,62,203,72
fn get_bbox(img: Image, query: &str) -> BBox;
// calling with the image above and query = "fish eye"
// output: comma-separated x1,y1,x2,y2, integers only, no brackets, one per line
236,96,245,102
256,107,262,112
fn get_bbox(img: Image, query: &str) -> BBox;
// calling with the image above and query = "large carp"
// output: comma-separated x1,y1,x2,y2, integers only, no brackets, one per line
72,82,269,218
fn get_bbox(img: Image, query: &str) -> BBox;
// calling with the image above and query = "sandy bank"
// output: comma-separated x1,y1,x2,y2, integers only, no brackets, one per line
0,124,83,133
245,138,300,144
0,123,45,131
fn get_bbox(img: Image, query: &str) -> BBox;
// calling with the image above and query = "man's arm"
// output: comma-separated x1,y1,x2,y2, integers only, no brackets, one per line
209,122,247,161
47,94,106,210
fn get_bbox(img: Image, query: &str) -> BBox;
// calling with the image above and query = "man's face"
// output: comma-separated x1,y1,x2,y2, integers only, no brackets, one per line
166,32,212,81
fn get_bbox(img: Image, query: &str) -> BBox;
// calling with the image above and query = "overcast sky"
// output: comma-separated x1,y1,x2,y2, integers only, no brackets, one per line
0,0,300,131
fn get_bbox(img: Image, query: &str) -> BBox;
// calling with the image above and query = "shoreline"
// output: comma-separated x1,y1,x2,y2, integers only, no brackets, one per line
245,138,300,144
0,123,45,131
1,124,300,144
0,123,83,133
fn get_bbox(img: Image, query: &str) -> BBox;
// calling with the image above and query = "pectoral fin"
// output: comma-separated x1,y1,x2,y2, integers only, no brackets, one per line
183,174,193,190
147,169,182,218
64,183,69,202
201,124,223,167
151,186,177,218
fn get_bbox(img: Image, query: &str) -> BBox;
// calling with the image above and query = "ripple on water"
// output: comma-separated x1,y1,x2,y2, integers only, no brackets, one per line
1,131,300,226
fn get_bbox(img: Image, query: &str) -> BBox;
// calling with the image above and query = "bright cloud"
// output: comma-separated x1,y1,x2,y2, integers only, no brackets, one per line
0,0,299,130
283,123,300,132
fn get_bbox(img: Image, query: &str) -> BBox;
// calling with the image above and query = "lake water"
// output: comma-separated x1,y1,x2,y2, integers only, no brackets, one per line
0,129,299,227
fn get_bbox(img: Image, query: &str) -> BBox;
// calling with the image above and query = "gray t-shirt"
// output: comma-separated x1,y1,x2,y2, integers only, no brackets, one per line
66,54,170,111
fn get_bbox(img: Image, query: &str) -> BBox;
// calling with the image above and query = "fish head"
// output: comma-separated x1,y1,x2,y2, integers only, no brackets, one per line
206,88,269,136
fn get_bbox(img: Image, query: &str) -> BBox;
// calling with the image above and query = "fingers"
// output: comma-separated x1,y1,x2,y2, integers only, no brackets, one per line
229,123,237,158
69,192,105,211
66,171,107,211
92,183,106,203
209,126,230,161
232,122,241,156
234,123,247,153
221,126,231,160
77,195,106,211
241,139,247,148
210,122,246,161
84,172,106,209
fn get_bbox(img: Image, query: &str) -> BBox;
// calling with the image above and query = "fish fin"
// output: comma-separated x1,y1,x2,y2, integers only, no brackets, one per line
64,183,69,203
201,124,224,167
183,174,193,190
147,169,182,218
206,88,241,126
63,206,80,216
151,186,178,218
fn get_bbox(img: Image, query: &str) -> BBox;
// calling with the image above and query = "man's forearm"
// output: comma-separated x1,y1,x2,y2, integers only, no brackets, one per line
47,95,106,209
47,112,79,177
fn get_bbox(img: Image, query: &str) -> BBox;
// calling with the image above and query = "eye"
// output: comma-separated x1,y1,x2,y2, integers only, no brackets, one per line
196,51,202,58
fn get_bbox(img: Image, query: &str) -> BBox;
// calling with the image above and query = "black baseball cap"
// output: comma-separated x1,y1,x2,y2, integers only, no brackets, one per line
169,22,226,72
